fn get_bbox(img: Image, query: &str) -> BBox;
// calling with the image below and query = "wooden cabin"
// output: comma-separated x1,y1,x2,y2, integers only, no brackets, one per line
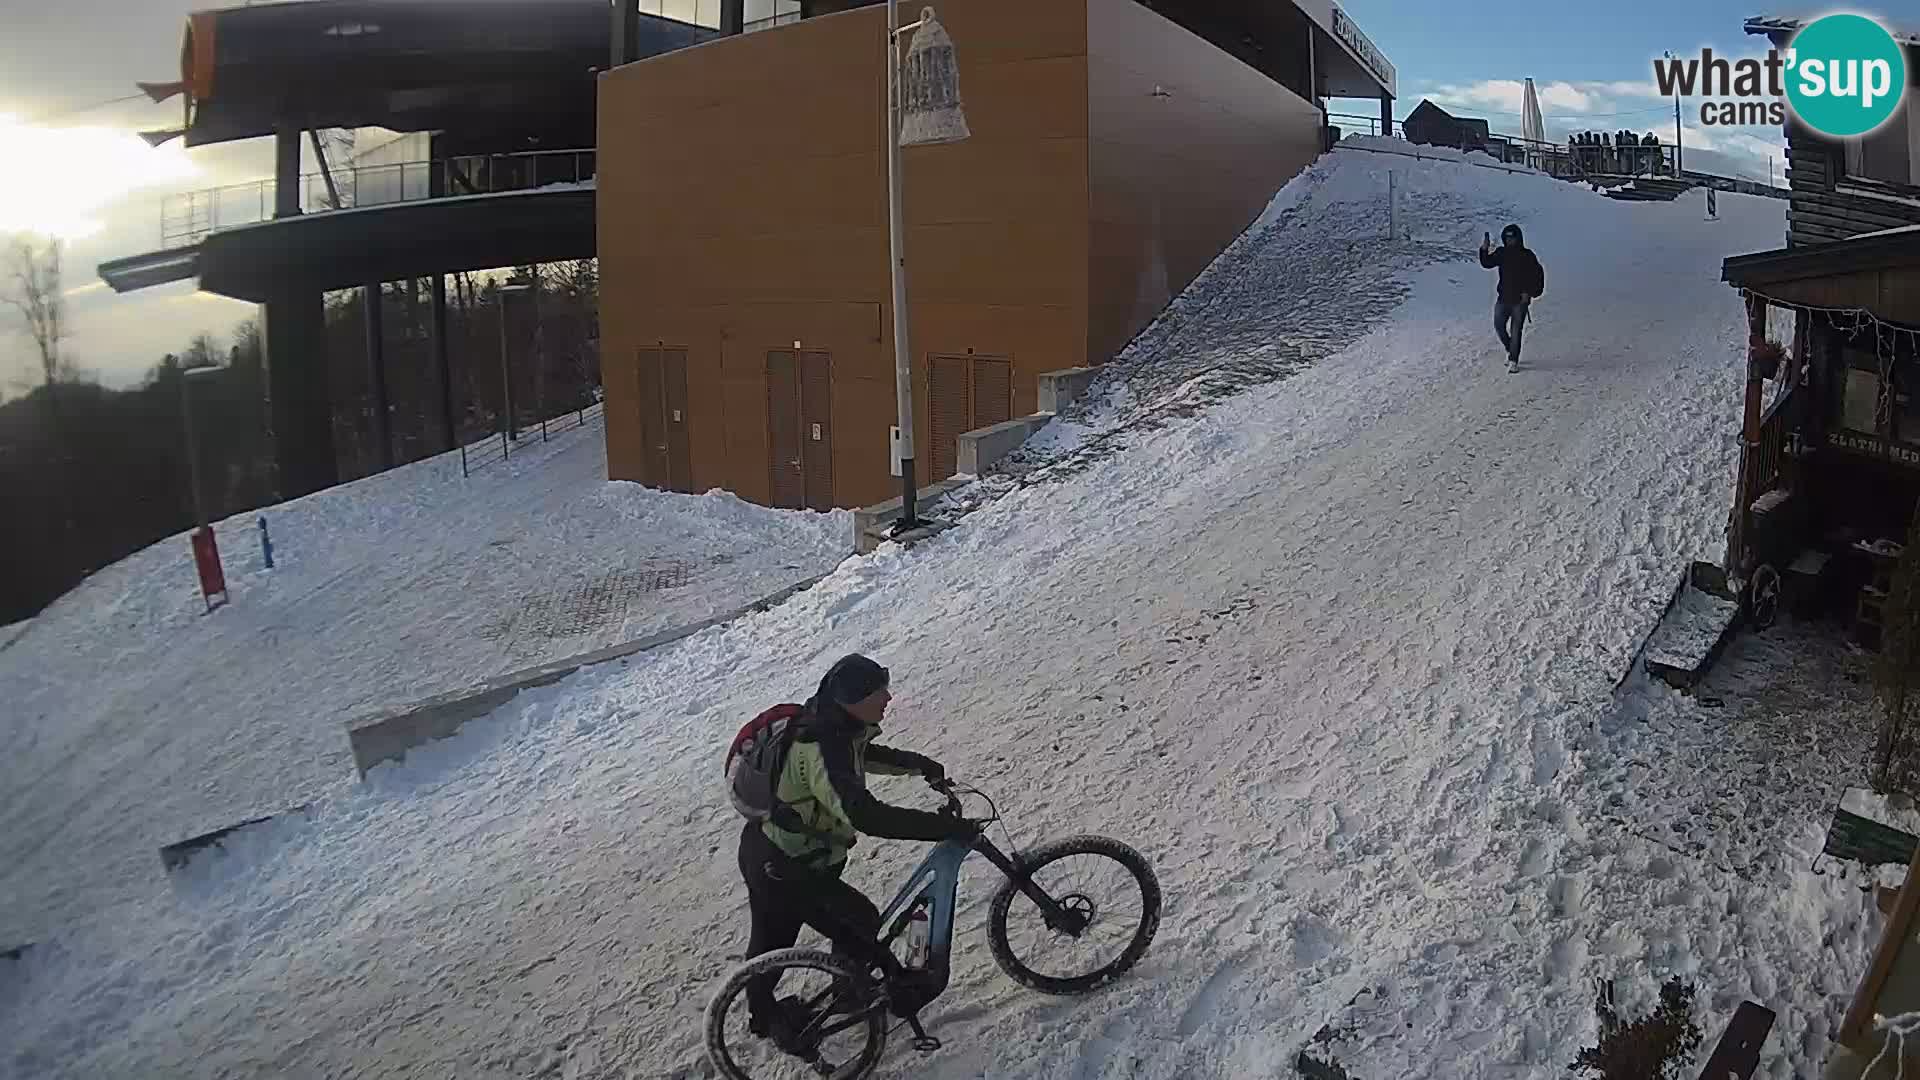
1745,16,1920,248
1401,99,1489,151
1719,229,1920,646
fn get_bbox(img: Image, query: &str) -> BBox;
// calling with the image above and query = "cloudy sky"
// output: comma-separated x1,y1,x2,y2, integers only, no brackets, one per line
1353,0,1837,181
0,0,1882,393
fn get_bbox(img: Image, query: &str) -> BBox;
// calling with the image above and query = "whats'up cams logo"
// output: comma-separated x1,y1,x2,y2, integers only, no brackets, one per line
1652,13,1908,138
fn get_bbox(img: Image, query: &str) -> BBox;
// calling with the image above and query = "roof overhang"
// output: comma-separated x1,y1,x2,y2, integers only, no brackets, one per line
99,184,596,303
1723,229,1920,328
98,246,202,293
1723,228,1920,287
1293,0,1396,99
1744,15,1920,47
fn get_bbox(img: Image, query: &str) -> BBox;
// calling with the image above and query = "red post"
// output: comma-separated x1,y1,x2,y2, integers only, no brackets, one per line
191,527,228,613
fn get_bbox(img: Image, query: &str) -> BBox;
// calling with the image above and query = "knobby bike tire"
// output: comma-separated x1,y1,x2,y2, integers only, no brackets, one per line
704,947,888,1080
986,834,1162,996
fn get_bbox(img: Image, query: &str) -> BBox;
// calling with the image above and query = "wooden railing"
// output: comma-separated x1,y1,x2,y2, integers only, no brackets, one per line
1754,383,1795,497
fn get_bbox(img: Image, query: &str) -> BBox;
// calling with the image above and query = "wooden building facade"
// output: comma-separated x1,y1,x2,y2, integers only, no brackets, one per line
1746,17,1920,248
595,0,1394,510
1719,231,1920,642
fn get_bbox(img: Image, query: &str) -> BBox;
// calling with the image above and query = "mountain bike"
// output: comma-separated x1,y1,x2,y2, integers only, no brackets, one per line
704,781,1161,1079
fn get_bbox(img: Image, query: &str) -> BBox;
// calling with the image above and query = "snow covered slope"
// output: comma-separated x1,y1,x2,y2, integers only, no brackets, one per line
0,413,850,949
1,148,1870,1080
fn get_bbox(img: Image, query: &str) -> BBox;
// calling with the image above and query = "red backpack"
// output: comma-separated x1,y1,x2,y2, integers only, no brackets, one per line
725,704,806,825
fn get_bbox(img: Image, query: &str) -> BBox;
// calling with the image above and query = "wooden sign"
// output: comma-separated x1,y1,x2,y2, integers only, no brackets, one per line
1829,430,1920,469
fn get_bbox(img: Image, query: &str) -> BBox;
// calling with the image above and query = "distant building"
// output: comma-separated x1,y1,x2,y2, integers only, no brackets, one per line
595,0,1398,510
1401,99,1490,151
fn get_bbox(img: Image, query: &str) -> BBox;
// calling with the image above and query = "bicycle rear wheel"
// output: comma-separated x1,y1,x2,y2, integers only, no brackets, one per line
987,835,1161,995
705,948,888,1080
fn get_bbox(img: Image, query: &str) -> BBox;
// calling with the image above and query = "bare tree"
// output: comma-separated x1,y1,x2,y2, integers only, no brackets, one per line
1,233,63,389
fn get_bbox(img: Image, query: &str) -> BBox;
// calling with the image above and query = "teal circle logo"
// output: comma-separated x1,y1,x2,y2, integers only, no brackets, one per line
1785,14,1908,138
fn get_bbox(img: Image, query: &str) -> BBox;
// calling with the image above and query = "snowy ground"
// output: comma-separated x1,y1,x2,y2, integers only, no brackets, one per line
0,144,1892,1080
0,411,851,950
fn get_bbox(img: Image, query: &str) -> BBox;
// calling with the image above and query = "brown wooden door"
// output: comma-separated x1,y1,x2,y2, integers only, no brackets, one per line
766,350,804,509
634,347,669,489
972,356,1012,429
635,347,693,494
798,350,834,510
662,348,692,494
929,354,968,480
928,354,1013,480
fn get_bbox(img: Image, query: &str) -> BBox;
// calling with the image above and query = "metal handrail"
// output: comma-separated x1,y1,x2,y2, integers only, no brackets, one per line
158,148,597,247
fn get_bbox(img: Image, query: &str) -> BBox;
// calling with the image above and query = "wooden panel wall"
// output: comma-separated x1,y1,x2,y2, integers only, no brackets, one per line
1786,97,1920,248
1084,0,1324,364
598,0,1089,508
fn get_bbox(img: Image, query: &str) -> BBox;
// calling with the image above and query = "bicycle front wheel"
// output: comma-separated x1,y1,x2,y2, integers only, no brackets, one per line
986,835,1161,995
704,947,888,1080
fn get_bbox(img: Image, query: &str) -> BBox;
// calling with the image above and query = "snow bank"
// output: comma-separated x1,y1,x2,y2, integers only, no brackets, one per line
4,147,1849,1080
0,413,851,954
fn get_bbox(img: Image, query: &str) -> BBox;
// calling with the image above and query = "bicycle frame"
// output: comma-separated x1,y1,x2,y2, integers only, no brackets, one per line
873,832,1089,1004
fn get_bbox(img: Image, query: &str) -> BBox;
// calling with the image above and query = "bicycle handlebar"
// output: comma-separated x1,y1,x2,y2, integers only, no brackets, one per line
927,777,998,826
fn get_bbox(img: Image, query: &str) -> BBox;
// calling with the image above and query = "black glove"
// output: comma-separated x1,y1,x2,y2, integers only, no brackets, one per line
945,817,981,842
920,759,948,785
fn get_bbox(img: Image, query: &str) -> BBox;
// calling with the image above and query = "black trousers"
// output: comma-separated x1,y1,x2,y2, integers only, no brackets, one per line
738,823,890,1021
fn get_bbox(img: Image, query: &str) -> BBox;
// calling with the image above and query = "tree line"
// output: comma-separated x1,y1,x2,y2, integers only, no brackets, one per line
1,238,601,624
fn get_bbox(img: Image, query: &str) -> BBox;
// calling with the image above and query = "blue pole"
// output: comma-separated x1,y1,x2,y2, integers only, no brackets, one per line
258,516,274,569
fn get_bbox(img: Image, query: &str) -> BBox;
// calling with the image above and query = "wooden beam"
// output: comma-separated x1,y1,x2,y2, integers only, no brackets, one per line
1792,194,1920,232
1841,840,1920,1048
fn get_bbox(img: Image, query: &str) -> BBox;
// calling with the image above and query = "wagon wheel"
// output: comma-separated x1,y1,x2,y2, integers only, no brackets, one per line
1745,563,1782,630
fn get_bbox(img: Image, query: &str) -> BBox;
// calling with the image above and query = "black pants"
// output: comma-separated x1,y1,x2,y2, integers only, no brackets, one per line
738,823,890,1022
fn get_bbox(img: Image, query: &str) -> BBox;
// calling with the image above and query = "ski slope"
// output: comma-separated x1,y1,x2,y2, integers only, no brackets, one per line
1,144,1881,1080
0,412,851,952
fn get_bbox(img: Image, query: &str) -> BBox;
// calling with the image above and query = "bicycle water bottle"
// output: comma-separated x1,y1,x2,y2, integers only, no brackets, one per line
904,903,931,970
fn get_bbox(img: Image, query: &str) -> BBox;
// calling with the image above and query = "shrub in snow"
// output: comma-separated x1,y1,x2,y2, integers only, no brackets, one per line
1569,977,1702,1080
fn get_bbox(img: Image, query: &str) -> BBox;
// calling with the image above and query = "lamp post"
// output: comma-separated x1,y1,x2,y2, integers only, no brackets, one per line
498,280,532,443
1663,50,1684,176
886,3,970,536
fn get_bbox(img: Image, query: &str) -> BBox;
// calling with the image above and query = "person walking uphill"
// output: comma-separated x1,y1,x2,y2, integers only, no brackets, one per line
726,653,976,1053
1480,223,1546,373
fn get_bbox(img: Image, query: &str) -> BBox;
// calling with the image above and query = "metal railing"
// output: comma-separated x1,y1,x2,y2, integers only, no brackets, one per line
460,399,604,478
159,148,597,247
1323,112,1683,182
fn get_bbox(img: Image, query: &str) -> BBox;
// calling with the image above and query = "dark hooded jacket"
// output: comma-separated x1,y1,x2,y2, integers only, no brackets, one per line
1479,225,1546,305
760,660,960,870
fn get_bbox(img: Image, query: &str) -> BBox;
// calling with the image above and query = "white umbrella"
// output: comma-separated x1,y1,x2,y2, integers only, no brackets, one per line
1521,78,1546,146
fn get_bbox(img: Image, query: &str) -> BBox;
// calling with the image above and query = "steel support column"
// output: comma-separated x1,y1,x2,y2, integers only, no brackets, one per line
363,282,393,471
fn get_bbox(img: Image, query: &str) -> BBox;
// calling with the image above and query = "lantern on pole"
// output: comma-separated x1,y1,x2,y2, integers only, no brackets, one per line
886,2,971,536
899,8,970,148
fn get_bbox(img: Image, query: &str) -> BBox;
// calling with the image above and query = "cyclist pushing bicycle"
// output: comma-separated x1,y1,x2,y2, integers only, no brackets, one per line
726,654,975,1052
718,653,1160,1078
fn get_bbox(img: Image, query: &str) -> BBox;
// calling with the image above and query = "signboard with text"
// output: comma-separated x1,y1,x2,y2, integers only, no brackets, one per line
1331,5,1394,94
1293,0,1397,98
1829,429,1920,468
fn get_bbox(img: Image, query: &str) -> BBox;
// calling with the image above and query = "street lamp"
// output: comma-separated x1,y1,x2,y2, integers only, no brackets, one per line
498,280,532,443
1663,50,1684,176
886,3,970,536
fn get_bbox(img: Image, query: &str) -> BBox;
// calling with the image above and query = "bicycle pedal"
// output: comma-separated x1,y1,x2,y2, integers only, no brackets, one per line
911,1035,942,1054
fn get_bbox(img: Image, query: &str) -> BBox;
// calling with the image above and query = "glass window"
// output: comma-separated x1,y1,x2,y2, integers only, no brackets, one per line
1845,102,1917,186
1842,366,1882,434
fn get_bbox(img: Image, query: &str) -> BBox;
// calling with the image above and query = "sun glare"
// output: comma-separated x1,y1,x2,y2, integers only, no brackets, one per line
0,113,199,241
